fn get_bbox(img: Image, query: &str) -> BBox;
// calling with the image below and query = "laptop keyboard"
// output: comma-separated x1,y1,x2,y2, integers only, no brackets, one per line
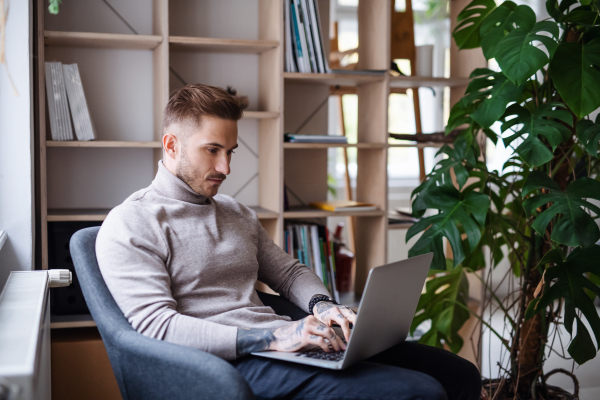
297,349,346,362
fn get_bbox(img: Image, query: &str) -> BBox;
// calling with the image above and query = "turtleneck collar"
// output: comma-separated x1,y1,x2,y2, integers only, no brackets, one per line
152,160,209,205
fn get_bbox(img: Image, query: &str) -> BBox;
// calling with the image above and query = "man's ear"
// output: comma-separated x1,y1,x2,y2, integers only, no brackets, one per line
163,132,178,159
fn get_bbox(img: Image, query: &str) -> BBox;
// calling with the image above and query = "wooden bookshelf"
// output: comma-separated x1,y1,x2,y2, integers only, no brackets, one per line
45,31,163,50
283,142,386,149
47,141,163,148
169,36,279,53
388,142,445,148
47,206,278,222
37,0,470,319
284,208,385,219
284,72,384,86
389,76,470,88
388,223,414,230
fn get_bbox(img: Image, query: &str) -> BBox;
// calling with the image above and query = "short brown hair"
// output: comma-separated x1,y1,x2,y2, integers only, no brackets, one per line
162,84,243,135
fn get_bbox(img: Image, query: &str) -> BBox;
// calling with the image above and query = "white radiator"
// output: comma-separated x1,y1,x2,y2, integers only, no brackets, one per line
0,270,71,400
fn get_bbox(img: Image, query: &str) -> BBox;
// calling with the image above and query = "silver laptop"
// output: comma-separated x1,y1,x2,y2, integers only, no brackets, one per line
252,253,433,370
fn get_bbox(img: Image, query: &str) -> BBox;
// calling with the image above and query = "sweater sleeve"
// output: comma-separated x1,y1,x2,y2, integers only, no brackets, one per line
255,219,330,313
96,204,238,360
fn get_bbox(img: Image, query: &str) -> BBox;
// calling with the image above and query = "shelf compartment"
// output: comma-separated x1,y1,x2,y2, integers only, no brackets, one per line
284,142,385,149
284,72,384,86
283,207,385,219
48,206,279,222
44,31,163,50
50,313,96,329
169,36,279,53
47,141,162,148
389,76,470,89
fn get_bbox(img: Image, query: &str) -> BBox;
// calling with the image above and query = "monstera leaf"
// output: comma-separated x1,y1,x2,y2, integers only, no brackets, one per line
495,19,559,86
551,39,600,119
407,186,490,269
577,117,600,158
461,69,524,128
522,171,600,247
480,2,536,60
525,246,600,364
501,103,572,167
411,266,471,353
546,0,578,21
411,137,477,217
453,0,497,49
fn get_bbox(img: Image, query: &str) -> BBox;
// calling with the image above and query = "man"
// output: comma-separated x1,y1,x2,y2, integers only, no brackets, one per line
97,84,481,400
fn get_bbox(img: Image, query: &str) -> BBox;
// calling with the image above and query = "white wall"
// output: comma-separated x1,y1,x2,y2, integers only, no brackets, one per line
0,0,34,289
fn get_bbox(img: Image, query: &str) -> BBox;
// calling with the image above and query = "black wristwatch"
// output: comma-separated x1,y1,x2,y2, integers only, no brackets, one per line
308,294,338,315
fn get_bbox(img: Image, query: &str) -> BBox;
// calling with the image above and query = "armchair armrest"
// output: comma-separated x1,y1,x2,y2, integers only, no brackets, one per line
257,291,308,321
113,330,254,400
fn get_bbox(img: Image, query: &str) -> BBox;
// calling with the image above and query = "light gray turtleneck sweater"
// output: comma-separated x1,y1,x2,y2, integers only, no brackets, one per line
96,161,329,360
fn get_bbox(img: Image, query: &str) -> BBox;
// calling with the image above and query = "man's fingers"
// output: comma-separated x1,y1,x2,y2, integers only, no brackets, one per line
332,313,351,342
309,334,330,352
309,322,340,351
341,307,357,324
335,334,347,350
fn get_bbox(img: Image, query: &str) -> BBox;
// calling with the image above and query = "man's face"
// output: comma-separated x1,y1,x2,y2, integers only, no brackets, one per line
167,116,238,198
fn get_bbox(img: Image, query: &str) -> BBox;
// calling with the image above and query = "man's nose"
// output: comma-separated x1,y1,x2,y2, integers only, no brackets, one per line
215,154,230,175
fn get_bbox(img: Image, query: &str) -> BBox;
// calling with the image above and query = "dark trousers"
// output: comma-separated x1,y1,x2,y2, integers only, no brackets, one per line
231,341,481,400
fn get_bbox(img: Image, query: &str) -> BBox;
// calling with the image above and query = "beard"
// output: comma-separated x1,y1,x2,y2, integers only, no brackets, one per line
175,144,226,198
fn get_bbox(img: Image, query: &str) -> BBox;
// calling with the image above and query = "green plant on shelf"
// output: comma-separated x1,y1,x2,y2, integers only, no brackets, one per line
405,0,600,398
48,0,61,15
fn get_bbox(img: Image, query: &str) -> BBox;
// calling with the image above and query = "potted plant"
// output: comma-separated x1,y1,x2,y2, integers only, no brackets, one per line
407,0,600,398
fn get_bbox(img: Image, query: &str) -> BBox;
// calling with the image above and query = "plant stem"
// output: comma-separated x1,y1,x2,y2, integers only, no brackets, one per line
447,299,512,351
469,270,517,328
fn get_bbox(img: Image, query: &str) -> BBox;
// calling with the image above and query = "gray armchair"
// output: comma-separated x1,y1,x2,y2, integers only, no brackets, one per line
70,226,308,400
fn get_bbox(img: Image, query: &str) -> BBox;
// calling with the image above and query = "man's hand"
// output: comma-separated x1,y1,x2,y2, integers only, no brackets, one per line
313,301,357,343
236,316,346,357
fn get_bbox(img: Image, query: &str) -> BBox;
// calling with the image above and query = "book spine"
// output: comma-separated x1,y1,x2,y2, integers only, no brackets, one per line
299,0,317,73
45,63,60,141
318,238,329,291
71,64,95,140
312,0,330,73
284,0,295,72
326,227,340,303
290,1,306,73
307,0,325,73
54,62,74,140
310,225,323,285
302,225,314,272
293,0,311,73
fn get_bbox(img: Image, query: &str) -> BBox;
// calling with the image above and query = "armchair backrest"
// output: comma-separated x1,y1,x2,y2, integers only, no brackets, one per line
69,226,132,397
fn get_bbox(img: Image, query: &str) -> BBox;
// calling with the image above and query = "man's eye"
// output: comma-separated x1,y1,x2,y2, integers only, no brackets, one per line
228,151,235,155
208,148,217,154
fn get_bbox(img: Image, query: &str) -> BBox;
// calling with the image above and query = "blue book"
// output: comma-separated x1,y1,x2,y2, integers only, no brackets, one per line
290,2,306,73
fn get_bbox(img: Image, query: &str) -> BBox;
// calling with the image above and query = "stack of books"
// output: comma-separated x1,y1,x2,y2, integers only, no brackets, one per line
285,223,340,302
285,0,329,73
284,133,348,144
45,62,95,141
